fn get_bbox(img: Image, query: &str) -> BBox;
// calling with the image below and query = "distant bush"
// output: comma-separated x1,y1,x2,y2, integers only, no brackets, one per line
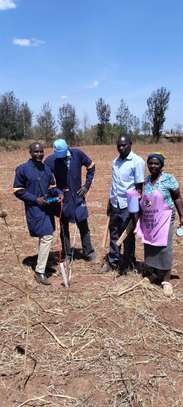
0,139,21,151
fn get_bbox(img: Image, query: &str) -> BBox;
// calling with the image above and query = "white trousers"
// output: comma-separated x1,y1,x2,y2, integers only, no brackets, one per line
35,234,54,274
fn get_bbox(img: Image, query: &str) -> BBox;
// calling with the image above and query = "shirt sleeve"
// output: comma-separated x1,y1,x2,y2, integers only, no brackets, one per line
134,158,145,184
79,150,92,167
49,172,56,187
167,174,179,191
13,165,37,203
47,171,63,196
47,171,57,194
13,165,25,189
44,155,54,172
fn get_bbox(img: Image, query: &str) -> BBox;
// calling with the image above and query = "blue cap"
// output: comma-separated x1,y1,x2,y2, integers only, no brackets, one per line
53,139,68,158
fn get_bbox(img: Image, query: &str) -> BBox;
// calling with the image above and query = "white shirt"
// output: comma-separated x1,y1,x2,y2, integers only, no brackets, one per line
110,151,145,209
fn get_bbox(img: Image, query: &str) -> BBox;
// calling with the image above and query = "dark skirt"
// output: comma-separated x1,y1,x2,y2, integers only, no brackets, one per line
144,221,174,270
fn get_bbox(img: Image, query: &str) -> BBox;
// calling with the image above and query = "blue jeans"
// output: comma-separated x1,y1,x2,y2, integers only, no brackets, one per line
107,205,135,268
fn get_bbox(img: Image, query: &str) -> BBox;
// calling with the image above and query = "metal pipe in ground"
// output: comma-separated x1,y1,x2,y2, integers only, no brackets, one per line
60,262,69,288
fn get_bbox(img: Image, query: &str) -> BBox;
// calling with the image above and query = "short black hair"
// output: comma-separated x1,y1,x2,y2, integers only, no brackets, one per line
117,134,132,145
29,142,44,153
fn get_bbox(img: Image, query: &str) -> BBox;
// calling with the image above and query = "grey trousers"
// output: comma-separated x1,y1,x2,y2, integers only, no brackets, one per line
35,235,54,274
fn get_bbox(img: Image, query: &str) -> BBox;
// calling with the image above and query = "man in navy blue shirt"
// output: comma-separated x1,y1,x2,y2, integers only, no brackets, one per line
45,139,96,262
13,142,62,285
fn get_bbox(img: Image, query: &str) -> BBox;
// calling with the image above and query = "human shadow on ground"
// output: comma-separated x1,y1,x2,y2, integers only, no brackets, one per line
170,274,180,280
119,260,180,283
140,263,180,284
22,248,86,277
23,252,58,277
54,247,88,261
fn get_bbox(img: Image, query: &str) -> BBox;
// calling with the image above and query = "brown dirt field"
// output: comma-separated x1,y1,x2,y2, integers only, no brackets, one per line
0,144,183,407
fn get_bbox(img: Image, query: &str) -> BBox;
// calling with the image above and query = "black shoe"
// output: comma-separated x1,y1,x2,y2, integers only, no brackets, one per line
35,273,51,285
100,261,118,273
100,262,112,273
62,255,72,263
118,264,129,276
85,251,96,262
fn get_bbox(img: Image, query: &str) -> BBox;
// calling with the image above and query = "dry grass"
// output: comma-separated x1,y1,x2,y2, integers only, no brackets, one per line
0,144,183,406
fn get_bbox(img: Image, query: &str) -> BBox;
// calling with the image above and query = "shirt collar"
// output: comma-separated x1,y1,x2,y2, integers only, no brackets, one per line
117,151,133,161
126,151,133,160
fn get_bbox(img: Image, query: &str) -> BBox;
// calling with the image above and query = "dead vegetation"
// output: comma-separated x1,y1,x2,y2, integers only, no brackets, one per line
0,145,183,407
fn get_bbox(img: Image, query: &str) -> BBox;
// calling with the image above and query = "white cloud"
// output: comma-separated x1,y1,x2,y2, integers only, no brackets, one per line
61,95,67,100
0,0,16,10
13,38,45,47
86,80,99,89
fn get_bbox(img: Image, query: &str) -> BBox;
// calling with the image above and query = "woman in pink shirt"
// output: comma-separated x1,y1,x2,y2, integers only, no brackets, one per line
136,153,183,297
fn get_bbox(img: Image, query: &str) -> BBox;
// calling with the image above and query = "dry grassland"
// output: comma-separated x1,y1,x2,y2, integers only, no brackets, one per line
0,144,183,407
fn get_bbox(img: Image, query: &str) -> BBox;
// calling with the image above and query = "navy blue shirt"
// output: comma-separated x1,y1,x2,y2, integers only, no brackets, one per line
45,148,93,222
13,159,56,237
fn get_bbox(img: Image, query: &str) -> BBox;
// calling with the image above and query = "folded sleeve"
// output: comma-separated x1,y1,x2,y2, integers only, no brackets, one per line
134,158,145,184
168,174,179,191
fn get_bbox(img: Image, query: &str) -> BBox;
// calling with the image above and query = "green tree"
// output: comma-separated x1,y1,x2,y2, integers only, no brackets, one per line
0,91,19,139
58,103,78,145
116,99,132,134
36,103,56,143
141,112,151,137
18,102,32,138
96,97,111,143
147,87,170,142
0,91,32,140
174,123,182,134
131,115,140,141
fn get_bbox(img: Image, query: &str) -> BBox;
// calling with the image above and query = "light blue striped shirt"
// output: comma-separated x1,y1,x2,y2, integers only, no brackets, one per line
110,151,145,209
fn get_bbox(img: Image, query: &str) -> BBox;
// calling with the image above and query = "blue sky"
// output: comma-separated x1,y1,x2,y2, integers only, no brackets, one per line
0,0,183,129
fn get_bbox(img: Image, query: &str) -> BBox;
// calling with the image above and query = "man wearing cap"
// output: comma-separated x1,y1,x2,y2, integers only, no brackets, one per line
45,139,96,261
13,142,62,285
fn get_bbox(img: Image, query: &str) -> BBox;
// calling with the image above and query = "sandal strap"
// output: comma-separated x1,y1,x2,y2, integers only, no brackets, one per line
161,281,172,287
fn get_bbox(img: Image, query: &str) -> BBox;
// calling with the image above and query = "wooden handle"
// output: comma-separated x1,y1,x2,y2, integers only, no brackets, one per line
101,217,110,248
116,220,133,246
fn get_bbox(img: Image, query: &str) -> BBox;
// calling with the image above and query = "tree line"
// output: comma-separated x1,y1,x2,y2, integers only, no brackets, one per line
0,87,170,145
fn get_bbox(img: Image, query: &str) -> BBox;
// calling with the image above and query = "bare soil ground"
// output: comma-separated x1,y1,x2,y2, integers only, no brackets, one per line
0,144,183,407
